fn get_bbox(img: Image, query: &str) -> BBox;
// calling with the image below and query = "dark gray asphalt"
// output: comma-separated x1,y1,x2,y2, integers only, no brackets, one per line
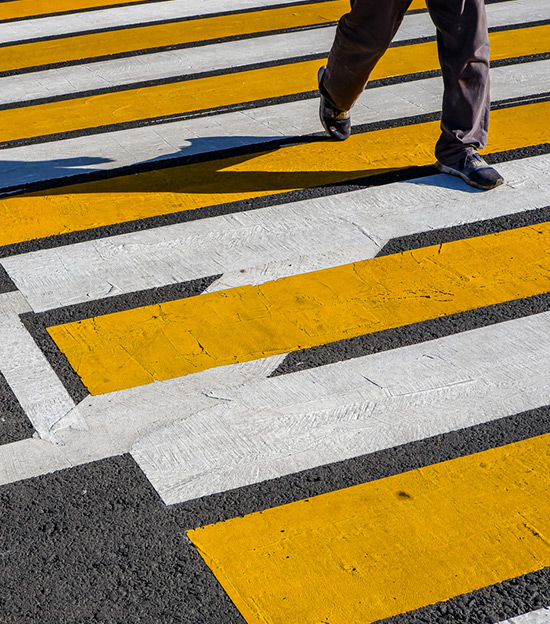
1,407,550,622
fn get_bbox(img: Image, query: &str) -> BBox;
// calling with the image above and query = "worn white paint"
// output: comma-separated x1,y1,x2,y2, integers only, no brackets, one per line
4,152,550,311
0,0,306,43
1,0,545,105
0,355,285,485
130,309,550,504
501,609,550,624
0,292,85,443
1,58,548,189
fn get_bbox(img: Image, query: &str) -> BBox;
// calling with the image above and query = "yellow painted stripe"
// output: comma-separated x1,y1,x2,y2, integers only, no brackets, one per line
187,434,550,624
1,0,152,21
48,217,550,394
0,0,425,73
1,99,549,249
0,23,546,144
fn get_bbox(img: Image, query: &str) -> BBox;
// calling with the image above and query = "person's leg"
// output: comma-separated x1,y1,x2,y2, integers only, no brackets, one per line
427,0,491,164
322,0,412,113
428,0,502,189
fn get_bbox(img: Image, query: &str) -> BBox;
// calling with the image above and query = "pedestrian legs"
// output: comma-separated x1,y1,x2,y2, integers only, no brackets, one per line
427,0,491,164
322,0,412,111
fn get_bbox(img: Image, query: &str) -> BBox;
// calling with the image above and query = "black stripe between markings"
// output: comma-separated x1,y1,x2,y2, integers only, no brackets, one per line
0,264,17,293
377,205,550,257
272,289,550,377
0,370,34,445
19,274,221,404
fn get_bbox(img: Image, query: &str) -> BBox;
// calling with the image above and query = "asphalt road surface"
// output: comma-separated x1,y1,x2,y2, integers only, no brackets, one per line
1,0,550,622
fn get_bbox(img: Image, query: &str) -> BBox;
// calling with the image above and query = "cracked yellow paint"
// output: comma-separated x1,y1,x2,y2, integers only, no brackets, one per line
0,23,546,144
1,0,152,21
48,219,550,394
187,434,550,624
0,0,425,73
2,99,549,248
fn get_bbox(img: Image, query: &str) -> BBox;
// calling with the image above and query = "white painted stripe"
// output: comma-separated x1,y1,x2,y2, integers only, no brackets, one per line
1,0,545,105
0,292,85,443
4,150,550,312
1,57,548,190
0,355,285,485
0,0,305,43
1,308,550,492
129,309,550,504
500,608,550,624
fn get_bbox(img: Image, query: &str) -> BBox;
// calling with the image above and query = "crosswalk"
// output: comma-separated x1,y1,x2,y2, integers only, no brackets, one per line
1,0,550,622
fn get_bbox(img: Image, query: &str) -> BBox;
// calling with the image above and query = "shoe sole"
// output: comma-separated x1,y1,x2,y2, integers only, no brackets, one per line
435,161,504,191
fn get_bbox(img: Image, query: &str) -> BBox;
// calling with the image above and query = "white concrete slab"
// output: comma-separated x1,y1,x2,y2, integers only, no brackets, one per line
2,0,545,105
1,58,548,189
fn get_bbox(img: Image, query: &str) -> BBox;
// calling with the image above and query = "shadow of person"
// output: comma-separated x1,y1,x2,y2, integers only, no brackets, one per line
0,155,114,191
36,135,403,198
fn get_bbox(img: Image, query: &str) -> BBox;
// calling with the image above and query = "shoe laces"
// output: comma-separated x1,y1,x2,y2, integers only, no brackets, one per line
464,152,489,169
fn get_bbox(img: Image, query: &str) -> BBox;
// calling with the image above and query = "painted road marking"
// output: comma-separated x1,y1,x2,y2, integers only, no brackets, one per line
1,0,426,74
0,9,442,105
0,292,84,442
501,609,550,624
1,97,548,250
187,433,550,624
3,1,543,105
132,309,550,504
0,0,327,44
3,153,549,313
1,22,547,145
0,0,164,22
1,297,548,494
2,58,548,191
47,219,550,395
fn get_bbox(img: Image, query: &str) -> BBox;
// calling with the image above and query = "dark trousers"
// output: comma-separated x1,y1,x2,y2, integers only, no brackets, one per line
323,0,491,164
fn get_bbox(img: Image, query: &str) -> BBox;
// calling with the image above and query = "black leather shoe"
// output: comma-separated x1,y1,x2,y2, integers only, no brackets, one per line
318,66,351,141
435,152,504,190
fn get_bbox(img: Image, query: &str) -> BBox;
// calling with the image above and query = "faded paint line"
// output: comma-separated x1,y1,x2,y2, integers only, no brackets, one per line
187,433,550,624
1,98,549,249
0,23,546,144
48,219,550,395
